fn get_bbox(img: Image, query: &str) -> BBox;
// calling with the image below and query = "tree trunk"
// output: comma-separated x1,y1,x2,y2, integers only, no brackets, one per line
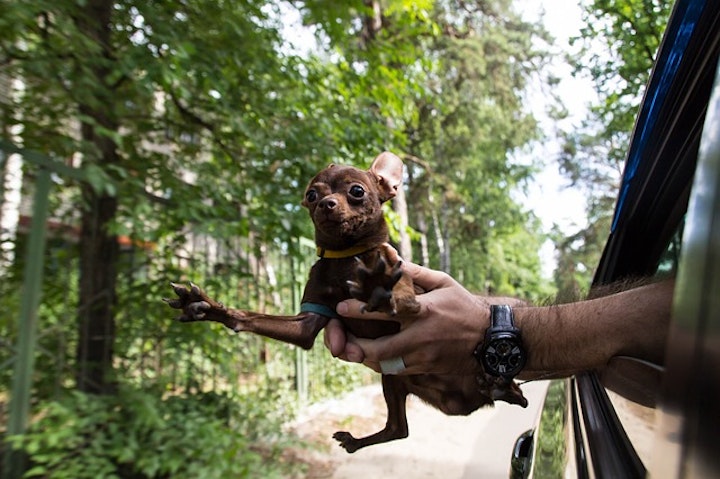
442,226,451,274
0,151,22,269
74,0,119,395
392,181,413,261
77,186,118,394
432,209,450,272
416,215,429,266
361,0,382,45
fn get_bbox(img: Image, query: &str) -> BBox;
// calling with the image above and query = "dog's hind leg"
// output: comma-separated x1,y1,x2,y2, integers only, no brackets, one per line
333,375,410,453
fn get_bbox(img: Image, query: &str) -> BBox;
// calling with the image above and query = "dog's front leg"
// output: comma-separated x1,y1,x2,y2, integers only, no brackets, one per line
165,282,329,349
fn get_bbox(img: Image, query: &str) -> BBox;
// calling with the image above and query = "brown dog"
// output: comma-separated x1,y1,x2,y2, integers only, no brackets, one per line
166,151,527,453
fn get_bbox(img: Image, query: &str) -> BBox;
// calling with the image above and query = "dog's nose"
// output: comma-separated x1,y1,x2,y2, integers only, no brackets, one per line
319,197,337,210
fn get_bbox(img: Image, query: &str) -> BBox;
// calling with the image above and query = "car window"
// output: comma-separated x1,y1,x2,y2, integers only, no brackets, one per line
606,388,658,467
656,221,684,276
602,221,684,467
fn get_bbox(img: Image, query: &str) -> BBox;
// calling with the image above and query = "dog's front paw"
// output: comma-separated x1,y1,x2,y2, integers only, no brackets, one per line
164,282,227,324
333,431,361,453
347,253,403,315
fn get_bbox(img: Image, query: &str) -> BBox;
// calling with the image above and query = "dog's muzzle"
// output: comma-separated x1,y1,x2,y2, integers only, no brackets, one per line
379,356,406,375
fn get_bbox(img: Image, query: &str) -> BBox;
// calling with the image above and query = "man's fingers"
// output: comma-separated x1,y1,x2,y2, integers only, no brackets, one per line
324,318,366,363
360,359,382,374
324,318,346,357
352,335,400,374
350,325,437,375
344,341,365,363
380,243,401,264
352,334,408,364
401,261,454,291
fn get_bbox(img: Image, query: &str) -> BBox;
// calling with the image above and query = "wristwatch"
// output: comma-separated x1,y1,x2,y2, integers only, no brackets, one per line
474,305,526,381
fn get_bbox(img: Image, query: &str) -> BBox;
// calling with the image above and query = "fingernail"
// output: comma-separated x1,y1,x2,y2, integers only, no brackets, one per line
336,301,348,316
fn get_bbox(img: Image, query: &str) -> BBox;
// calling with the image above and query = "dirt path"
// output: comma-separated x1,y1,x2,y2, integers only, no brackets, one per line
288,380,549,478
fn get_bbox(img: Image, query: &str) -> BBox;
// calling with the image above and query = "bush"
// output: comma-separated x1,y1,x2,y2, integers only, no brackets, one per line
7,386,303,479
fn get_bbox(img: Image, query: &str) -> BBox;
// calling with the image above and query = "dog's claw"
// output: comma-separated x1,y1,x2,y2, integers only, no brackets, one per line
371,255,386,275
170,282,184,295
346,280,362,299
163,297,183,309
390,262,403,284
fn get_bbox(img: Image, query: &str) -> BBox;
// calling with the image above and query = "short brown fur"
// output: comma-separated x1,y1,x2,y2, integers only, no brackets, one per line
166,151,526,453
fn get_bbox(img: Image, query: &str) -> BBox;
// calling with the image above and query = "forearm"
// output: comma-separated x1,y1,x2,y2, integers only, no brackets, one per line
515,279,674,380
331,260,674,381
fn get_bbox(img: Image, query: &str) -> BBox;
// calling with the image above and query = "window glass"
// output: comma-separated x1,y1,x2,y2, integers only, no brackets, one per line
607,389,658,464
656,220,684,276
604,221,683,467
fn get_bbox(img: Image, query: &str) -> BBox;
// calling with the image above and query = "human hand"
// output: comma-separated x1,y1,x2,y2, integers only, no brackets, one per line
325,261,494,375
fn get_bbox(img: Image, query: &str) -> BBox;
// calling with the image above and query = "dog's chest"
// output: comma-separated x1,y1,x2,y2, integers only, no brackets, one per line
304,258,354,302
300,254,400,339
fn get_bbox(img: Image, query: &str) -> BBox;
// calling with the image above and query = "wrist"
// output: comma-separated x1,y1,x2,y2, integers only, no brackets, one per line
474,304,527,381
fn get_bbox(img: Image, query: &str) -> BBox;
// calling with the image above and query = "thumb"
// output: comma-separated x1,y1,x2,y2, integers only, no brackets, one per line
401,261,454,291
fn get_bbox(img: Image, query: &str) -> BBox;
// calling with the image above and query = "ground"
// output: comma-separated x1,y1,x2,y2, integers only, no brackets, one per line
286,381,549,478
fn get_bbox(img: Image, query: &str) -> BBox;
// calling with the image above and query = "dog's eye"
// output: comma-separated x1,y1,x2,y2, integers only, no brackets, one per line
349,185,365,199
305,189,318,203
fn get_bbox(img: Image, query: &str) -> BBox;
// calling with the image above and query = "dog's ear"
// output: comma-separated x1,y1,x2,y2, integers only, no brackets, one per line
369,151,403,202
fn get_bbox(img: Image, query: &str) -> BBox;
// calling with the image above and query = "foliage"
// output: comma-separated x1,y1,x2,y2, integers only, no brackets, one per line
554,0,672,291
1,225,366,477
574,0,671,135
1,0,556,392
7,386,303,479
532,380,567,478
481,215,556,303
397,0,551,296
1,0,563,474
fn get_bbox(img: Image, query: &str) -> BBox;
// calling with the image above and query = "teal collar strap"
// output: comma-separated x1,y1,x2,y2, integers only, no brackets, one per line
300,302,337,318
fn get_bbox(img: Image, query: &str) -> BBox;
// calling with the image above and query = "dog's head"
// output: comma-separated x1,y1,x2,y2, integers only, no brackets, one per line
302,152,404,250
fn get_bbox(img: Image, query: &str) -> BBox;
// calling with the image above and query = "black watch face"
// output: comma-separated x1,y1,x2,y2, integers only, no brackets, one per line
483,338,525,377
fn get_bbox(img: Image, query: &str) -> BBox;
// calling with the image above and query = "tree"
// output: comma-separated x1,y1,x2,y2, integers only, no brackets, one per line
2,2,560,474
554,0,671,292
295,1,553,297
401,0,550,295
0,0,313,394
1,0,556,401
